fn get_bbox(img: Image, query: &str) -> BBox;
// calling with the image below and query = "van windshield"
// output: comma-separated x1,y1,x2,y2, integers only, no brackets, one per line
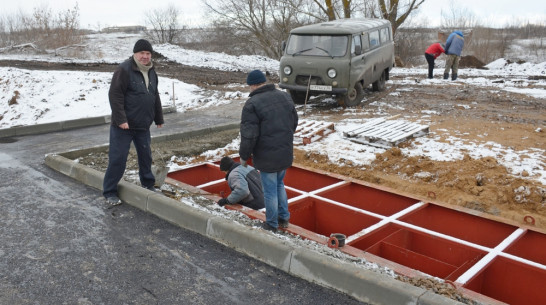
286,35,348,57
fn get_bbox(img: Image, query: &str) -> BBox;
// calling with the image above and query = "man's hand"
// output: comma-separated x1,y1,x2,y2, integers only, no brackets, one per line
119,123,129,129
217,198,229,206
157,124,163,128
240,159,247,167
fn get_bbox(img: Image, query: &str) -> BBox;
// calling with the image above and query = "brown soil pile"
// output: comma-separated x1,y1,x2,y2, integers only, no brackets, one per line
459,55,486,68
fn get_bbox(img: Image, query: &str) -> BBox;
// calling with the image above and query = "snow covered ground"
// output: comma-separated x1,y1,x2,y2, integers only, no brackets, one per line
1,33,545,185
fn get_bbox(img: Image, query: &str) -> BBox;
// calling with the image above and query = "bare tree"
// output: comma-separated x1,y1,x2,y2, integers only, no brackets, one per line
203,0,316,58
312,0,377,20
375,0,425,38
51,4,80,48
440,0,477,30
144,3,181,44
0,4,81,49
310,0,424,38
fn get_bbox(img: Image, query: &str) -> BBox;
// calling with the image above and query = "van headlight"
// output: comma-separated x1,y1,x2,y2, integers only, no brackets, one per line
327,68,337,78
283,66,292,76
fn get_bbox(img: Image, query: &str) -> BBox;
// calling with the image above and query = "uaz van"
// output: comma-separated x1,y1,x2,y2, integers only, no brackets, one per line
279,18,395,107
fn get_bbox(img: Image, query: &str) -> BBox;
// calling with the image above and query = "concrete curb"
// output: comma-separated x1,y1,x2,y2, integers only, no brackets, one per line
0,105,177,138
43,129,464,305
0,115,110,138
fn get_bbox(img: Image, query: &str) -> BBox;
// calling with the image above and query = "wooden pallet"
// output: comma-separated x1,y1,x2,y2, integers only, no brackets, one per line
294,120,335,145
343,118,429,148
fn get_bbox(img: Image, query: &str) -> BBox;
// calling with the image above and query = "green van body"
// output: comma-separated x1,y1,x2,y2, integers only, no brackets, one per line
279,18,395,106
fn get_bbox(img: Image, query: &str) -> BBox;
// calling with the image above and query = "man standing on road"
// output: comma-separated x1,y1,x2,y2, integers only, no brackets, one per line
443,31,465,81
103,39,164,206
239,70,299,232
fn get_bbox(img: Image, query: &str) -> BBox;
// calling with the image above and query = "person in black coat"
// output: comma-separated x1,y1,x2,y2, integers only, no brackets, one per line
239,70,299,232
102,39,164,206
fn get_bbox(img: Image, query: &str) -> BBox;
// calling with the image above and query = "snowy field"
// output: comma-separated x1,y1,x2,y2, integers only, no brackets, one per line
1,33,544,185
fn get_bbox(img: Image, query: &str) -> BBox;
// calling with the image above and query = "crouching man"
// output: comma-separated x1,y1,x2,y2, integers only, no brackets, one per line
217,156,265,210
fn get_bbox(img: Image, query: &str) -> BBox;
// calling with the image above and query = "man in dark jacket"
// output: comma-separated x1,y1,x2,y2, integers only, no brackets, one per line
239,70,299,232
102,39,164,206
217,156,264,210
444,31,465,80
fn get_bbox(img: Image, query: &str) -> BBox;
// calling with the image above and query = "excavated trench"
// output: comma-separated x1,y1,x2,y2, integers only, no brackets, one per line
166,156,546,305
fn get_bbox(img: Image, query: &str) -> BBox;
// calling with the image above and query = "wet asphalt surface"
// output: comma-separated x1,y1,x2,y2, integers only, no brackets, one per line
0,109,367,305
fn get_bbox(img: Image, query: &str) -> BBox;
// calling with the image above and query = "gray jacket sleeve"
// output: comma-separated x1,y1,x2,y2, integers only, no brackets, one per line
226,167,251,203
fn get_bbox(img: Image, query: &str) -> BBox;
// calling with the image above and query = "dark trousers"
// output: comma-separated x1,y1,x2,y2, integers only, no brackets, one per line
425,53,435,78
103,125,154,197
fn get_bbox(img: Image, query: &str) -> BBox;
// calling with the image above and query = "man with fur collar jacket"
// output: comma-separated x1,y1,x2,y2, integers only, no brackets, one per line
102,39,164,206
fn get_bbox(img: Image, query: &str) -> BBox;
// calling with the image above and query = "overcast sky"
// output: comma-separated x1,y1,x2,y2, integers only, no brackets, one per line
2,0,545,29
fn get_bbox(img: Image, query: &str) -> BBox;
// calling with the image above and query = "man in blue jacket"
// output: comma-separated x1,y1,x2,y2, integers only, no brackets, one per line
217,156,265,210
239,70,299,232
444,31,465,80
103,39,164,206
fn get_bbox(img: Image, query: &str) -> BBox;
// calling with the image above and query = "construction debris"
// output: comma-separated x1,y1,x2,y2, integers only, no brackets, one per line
294,120,335,145
343,117,429,149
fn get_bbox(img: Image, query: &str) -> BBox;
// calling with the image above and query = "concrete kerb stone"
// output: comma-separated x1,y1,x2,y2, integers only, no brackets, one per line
147,194,211,236
118,182,149,211
152,122,241,144
69,161,104,190
290,248,452,305
0,115,110,139
44,154,105,190
206,217,293,272
58,144,108,160
16,122,63,136
62,116,109,130
0,127,16,138
44,154,73,177
419,291,467,305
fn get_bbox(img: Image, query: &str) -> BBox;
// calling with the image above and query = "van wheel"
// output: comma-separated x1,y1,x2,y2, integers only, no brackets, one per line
288,90,307,104
372,70,386,92
337,82,363,107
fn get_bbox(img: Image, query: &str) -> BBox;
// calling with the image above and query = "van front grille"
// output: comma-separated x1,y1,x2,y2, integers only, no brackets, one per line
295,75,325,86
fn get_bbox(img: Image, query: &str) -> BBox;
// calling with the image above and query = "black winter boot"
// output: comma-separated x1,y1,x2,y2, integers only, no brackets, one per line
443,73,449,80
452,73,458,81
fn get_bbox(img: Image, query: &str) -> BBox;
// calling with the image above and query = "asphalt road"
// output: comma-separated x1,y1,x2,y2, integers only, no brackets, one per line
0,109,366,305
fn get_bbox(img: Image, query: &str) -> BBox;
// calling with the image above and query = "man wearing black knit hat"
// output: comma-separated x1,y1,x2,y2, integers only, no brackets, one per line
239,70,299,232
102,39,165,206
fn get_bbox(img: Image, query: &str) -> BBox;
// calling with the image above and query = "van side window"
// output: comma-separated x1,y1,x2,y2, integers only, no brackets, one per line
380,27,389,43
361,33,370,51
351,35,361,55
369,30,379,48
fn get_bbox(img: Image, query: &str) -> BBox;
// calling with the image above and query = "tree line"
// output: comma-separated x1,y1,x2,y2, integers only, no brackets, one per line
0,0,544,65
0,3,80,50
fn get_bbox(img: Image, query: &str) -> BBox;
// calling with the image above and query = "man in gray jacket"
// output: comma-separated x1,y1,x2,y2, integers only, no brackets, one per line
217,156,264,210
239,70,298,232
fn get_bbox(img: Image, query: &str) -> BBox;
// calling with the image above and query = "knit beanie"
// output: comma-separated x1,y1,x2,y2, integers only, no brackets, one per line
246,70,266,85
133,39,153,53
220,157,235,171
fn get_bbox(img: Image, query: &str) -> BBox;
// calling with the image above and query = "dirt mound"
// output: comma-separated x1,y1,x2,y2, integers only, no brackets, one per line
459,55,486,69
395,56,405,67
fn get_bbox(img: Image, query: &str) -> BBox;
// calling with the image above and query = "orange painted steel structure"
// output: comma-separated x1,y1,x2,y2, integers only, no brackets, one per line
166,158,546,305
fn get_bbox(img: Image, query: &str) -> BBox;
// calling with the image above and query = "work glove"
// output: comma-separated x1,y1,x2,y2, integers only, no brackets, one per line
241,159,247,167
217,198,230,206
